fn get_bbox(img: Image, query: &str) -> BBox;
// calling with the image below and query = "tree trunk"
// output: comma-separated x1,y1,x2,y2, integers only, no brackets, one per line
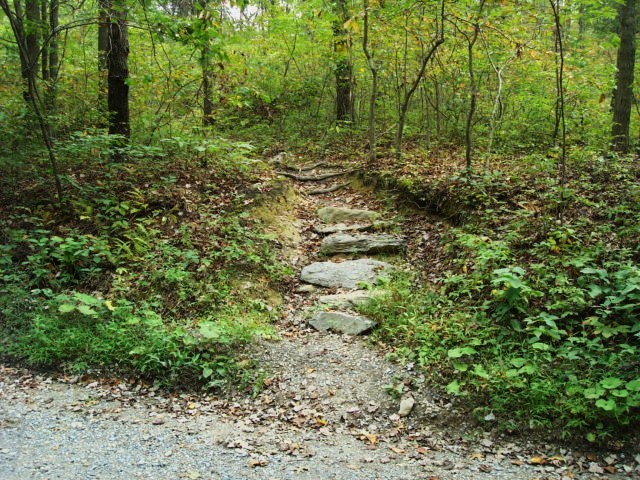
394,3,445,161
48,0,58,81
102,0,130,149
333,0,352,123
41,0,48,81
362,0,377,165
23,0,40,100
199,0,215,126
611,0,637,153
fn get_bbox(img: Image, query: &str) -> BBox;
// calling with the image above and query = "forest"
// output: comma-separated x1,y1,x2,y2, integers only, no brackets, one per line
1,0,639,447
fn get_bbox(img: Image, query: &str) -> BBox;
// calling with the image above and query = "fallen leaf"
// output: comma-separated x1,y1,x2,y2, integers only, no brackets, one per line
363,433,378,445
248,458,268,468
389,447,404,454
470,452,484,460
603,466,617,474
529,456,547,465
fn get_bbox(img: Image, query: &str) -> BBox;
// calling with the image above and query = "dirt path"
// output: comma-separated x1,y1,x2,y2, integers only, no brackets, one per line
1,160,638,479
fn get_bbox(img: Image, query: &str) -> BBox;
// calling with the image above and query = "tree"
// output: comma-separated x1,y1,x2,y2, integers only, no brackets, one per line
394,0,445,160
611,0,637,153
0,0,63,204
362,0,378,164
99,0,131,150
333,0,353,123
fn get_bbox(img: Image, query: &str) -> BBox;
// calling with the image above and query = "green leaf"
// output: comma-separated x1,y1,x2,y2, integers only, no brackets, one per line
473,364,490,379
58,304,76,313
583,387,605,399
625,379,640,392
595,398,616,411
452,362,469,372
77,305,98,316
446,380,462,395
202,366,213,378
600,377,623,389
447,347,477,358
611,389,628,398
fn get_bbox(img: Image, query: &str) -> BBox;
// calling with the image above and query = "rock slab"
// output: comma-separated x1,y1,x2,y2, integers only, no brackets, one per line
317,207,378,224
313,223,372,235
308,311,376,335
300,259,393,289
318,290,382,308
320,233,406,255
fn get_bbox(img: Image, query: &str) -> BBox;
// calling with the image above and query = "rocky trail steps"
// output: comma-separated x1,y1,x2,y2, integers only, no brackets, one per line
1,158,638,480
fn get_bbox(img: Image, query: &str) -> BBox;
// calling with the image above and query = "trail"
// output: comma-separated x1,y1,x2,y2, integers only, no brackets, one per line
1,158,637,479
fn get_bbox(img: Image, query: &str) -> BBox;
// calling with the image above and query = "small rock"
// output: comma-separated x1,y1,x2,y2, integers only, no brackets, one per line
308,311,376,335
588,462,604,474
483,412,496,422
295,284,317,294
398,397,415,417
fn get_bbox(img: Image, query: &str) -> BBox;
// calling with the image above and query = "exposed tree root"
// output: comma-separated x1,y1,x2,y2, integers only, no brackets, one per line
276,169,357,181
308,181,352,195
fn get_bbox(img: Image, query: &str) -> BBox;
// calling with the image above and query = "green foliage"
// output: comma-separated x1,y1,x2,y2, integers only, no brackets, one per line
0,134,284,391
363,154,640,439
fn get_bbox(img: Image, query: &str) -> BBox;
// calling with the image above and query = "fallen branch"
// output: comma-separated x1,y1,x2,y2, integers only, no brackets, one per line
308,181,352,195
276,169,357,181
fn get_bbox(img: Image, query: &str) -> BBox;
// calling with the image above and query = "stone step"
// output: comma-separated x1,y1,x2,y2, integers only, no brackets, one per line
313,222,372,235
308,311,376,335
317,290,382,308
300,259,393,289
317,206,378,224
320,233,405,255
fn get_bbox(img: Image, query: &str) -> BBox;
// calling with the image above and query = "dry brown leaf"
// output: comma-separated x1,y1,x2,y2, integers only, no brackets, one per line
389,447,404,454
529,456,546,465
248,458,268,468
363,433,378,445
470,452,484,460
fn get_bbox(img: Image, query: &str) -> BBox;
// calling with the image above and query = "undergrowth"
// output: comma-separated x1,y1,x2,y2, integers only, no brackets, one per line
362,149,640,441
0,133,288,391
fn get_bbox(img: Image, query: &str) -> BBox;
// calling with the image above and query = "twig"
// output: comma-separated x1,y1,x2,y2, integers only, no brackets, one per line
308,181,352,195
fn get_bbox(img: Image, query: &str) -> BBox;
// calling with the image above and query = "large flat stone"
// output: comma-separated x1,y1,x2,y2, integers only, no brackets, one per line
320,233,406,255
313,223,372,234
308,311,376,335
317,207,378,224
300,259,393,289
318,290,382,308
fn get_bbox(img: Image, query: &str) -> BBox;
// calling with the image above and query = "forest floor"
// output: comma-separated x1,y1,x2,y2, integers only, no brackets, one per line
1,157,638,480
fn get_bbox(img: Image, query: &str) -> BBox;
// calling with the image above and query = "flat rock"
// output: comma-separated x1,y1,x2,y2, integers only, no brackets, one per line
300,259,393,289
308,311,376,335
313,223,372,234
318,290,382,308
317,207,378,224
321,233,406,255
